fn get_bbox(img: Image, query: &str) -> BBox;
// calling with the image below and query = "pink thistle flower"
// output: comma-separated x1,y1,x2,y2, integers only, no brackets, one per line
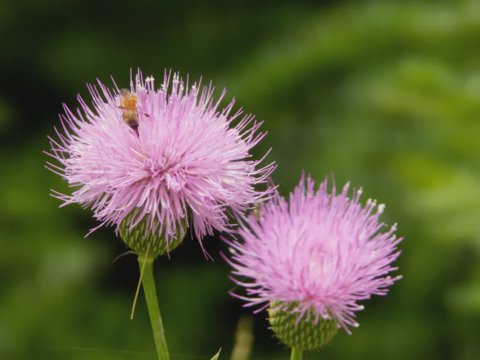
225,175,402,334
47,70,275,251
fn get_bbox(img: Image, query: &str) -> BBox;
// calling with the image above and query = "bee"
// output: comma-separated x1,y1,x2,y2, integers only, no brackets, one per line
118,88,139,130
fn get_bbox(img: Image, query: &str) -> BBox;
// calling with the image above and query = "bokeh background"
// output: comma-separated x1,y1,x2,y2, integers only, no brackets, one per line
1,0,479,359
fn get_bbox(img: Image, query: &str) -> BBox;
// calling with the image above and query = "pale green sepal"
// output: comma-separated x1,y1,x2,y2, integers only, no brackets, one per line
210,348,221,360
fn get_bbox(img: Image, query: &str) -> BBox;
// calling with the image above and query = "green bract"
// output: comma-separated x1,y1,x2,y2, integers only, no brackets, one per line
119,217,186,257
268,302,338,351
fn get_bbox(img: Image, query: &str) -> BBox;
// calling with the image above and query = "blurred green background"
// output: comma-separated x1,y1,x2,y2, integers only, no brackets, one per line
1,0,479,359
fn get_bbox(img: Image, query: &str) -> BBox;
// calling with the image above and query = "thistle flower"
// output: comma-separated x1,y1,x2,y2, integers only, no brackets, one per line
225,175,402,351
47,70,275,256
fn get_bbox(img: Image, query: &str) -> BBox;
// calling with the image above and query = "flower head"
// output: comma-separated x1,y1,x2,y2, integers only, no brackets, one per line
225,175,402,341
47,70,275,253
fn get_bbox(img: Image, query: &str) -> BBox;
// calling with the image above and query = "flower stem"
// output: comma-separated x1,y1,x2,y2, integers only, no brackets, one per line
138,256,170,360
290,348,303,360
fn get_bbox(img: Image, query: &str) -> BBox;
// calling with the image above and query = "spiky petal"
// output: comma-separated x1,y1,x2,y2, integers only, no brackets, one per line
47,70,275,249
226,175,402,333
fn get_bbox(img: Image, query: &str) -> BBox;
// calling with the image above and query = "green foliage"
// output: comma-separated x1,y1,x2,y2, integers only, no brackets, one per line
1,0,479,359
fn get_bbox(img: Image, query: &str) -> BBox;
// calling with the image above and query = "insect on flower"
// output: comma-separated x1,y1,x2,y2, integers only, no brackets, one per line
118,88,140,129
47,70,276,253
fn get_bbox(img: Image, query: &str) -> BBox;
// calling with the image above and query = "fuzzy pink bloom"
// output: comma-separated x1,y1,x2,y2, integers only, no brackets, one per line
225,175,402,332
47,70,275,247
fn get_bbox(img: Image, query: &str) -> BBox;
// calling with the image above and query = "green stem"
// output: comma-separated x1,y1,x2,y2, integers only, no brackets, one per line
290,347,303,360
138,256,170,360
